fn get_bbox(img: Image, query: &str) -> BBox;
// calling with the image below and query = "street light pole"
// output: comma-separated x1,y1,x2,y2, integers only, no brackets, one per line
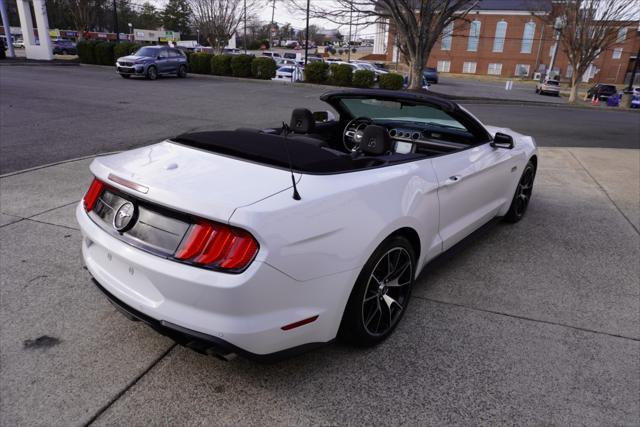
112,0,119,43
304,0,310,65
269,0,276,49
243,0,247,54
347,4,353,62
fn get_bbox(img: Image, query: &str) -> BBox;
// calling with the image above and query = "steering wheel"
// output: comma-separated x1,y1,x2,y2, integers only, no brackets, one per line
343,116,373,152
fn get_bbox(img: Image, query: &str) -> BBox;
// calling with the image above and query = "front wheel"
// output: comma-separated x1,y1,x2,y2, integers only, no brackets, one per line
339,235,416,346
504,160,536,223
146,66,158,80
177,64,187,78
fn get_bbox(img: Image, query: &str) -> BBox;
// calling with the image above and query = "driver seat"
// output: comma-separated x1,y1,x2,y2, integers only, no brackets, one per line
289,108,327,148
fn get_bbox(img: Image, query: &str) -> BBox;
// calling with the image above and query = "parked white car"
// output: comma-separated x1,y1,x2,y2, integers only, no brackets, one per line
535,79,561,96
77,89,538,361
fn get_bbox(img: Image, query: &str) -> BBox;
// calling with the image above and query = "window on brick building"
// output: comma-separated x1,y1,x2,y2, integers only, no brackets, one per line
463,62,477,73
468,20,481,52
521,22,535,54
612,48,622,59
566,65,573,78
515,64,530,77
437,60,451,72
617,27,627,43
493,21,507,53
488,63,502,75
441,22,453,51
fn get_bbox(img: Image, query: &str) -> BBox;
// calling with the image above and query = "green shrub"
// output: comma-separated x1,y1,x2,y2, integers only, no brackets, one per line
246,40,262,50
113,41,139,60
189,52,213,74
230,54,253,77
94,41,115,65
304,61,329,83
330,63,353,86
251,57,277,79
353,69,375,88
77,40,99,64
211,54,232,75
378,72,404,90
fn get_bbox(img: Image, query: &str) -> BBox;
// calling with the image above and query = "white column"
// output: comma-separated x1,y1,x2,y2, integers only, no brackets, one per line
16,0,53,60
373,19,387,55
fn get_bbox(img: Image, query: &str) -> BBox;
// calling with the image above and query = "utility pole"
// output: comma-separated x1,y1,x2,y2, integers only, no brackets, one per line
243,0,247,54
269,0,276,49
112,0,120,43
0,0,15,57
347,3,353,62
304,0,310,65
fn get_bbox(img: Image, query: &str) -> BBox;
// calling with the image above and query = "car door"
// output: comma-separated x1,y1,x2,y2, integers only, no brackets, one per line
432,142,517,251
156,49,170,73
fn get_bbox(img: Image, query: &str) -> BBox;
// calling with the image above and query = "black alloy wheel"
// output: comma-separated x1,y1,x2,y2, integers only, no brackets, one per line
504,160,536,222
177,65,187,78
339,235,415,346
146,66,158,80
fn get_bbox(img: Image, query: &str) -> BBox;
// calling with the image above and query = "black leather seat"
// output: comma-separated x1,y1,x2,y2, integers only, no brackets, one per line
289,108,327,148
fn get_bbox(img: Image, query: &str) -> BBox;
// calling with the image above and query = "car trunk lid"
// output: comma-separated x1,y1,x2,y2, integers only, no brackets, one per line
89,141,297,223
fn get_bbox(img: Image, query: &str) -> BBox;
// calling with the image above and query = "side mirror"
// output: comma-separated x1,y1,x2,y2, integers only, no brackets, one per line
312,110,336,123
491,132,514,149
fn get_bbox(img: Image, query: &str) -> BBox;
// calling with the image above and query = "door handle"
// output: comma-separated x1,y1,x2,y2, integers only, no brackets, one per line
442,175,463,187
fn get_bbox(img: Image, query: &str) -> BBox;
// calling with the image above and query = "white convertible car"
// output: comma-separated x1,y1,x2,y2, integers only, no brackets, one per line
77,89,537,361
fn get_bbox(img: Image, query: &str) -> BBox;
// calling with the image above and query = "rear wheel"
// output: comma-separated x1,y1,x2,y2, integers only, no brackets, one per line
146,66,158,80
177,64,187,78
504,161,536,223
339,235,416,346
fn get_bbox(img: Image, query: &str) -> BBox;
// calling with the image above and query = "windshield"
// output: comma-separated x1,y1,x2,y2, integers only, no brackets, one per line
545,80,559,86
134,47,160,57
340,98,469,131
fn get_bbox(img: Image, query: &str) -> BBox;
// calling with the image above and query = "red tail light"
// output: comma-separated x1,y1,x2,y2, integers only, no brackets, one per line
83,178,106,212
175,220,259,271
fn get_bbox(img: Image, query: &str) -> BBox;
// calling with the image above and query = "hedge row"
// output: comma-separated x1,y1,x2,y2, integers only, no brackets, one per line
77,40,139,66
186,52,277,80
303,60,402,90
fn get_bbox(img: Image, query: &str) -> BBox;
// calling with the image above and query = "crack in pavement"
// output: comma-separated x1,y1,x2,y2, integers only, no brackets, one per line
413,295,640,342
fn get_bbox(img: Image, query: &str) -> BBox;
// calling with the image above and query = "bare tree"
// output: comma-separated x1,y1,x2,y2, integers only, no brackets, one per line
535,0,637,102
288,0,477,90
189,0,260,52
67,0,99,36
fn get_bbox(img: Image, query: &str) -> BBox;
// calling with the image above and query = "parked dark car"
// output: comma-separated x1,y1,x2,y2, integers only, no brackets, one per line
115,46,188,80
422,67,439,84
586,83,617,100
52,39,77,55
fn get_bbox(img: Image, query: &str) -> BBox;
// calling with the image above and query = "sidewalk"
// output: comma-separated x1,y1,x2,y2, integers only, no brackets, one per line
1,147,638,425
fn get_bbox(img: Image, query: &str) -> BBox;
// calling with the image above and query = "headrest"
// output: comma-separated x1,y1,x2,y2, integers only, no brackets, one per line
359,125,390,155
290,108,315,134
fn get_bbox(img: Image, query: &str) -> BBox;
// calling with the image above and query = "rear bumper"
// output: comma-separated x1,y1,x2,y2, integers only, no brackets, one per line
76,203,355,358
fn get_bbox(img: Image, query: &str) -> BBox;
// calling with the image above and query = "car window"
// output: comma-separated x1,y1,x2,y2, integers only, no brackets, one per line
135,47,160,57
340,98,470,132
169,49,183,58
546,80,559,86
158,49,169,58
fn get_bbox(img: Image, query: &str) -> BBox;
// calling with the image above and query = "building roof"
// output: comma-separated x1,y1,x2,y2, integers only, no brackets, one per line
471,0,551,11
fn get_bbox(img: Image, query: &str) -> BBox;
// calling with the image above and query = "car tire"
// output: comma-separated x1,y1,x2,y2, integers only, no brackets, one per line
146,66,158,80
339,234,416,346
504,160,536,223
120,74,130,79
177,64,187,78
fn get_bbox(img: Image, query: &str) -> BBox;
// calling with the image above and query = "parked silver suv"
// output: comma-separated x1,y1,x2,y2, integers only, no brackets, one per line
116,46,188,80
535,79,560,96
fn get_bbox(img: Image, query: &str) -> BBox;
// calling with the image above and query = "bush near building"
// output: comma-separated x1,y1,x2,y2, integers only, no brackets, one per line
230,54,254,77
113,42,139,60
189,52,213,74
77,40,100,64
251,57,277,80
94,41,115,65
378,73,404,90
211,54,233,75
353,70,375,88
304,61,329,83
330,63,353,86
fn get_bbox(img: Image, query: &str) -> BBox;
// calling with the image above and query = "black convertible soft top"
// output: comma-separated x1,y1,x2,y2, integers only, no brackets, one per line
172,130,355,173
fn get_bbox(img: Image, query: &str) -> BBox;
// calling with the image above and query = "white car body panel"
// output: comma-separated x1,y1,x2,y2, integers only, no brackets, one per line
77,96,538,358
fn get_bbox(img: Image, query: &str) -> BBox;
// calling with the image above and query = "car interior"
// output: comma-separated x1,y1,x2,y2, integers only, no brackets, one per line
174,100,492,174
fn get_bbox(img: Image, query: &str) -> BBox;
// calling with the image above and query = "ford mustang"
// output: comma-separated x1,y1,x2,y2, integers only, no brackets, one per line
77,89,537,361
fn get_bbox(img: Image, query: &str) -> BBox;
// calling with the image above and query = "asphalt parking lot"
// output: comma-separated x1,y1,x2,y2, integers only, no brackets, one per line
1,65,639,426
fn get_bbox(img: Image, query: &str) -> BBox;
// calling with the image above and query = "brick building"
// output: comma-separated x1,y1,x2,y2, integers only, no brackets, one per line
379,0,639,85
